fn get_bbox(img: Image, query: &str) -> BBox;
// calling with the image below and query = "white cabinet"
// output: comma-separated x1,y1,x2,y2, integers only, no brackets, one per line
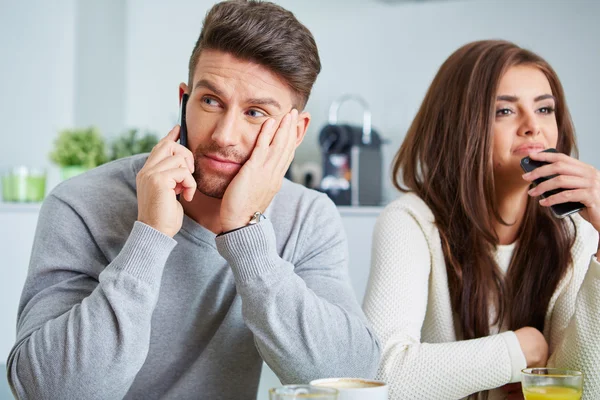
0,204,40,363
0,204,40,399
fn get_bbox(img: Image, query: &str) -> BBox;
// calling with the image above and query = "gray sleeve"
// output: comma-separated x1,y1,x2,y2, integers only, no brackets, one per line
6,195,176,400
215,196,381,384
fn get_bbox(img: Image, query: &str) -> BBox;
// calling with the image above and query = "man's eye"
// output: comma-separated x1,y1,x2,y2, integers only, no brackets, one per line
246,109,266,118
202,97,219,106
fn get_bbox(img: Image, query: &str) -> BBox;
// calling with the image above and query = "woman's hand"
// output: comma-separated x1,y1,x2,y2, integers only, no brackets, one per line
515,327,549,368
523,151,600,251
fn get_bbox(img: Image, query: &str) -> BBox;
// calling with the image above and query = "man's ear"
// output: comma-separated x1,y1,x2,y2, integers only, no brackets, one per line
294,111,311,147
179,82,189,103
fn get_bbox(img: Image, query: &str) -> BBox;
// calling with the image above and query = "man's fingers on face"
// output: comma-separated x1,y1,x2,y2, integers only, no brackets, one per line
146,154,191,175
173,179,197,202
250,118,277,162
166,125,180,141
270,111,294,155
144,129,178,168
160,167,197,192
146,140,195,173
279,120,298,171
287,109,299,154
274,110,298,167
174,144,195,173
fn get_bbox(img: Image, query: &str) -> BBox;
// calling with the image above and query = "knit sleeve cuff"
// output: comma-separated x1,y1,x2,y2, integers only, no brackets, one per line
588,255,600,278
108,221,178,284
215,220,281,283
500,331,527,383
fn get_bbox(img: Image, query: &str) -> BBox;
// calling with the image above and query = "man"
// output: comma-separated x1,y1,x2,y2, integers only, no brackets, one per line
7,1,380,399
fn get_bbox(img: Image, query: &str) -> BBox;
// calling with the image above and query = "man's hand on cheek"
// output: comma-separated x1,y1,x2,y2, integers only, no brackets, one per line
220,109,299,232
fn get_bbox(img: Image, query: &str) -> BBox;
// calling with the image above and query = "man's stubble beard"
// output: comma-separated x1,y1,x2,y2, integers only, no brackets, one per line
192,142,250,199
192,169,231,199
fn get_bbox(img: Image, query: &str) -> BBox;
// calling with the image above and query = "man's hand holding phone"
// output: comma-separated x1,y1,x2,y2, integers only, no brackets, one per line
523,150,600,238
137,125,197,237
220,109,299,232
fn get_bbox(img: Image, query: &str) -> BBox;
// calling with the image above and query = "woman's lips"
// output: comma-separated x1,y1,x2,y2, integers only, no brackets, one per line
513,143,545,156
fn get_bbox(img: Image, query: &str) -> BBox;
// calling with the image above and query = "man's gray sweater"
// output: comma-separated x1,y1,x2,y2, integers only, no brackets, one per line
6,155,380,399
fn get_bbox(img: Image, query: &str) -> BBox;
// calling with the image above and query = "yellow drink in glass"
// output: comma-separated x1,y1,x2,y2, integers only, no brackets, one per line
523,385,582,400
522,369,583,400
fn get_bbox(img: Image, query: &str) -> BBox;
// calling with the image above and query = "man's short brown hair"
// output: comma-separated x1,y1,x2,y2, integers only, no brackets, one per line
188,0,321,108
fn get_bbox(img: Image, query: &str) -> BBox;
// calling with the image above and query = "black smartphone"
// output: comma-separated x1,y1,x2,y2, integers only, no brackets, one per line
176,93,189,201
520,148,585,218
179,93,189,148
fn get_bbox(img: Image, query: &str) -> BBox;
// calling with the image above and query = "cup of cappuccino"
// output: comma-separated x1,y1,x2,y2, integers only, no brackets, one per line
310,378,388,400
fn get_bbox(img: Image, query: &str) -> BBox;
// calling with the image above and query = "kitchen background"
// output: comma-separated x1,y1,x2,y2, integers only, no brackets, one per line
1,0,599,398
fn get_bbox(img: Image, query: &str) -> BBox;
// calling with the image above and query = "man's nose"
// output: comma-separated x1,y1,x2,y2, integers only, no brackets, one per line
211,111,241,147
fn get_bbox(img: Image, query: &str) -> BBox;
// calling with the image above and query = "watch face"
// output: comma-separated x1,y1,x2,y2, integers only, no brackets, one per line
249,212,266,225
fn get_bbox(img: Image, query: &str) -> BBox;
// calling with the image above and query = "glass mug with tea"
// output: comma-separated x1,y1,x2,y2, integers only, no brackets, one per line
269,385,338,400
521,368,583,400
310,378,388,400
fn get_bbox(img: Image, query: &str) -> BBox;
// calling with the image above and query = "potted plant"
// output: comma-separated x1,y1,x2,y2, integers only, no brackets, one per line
49,127,107,180
109,128,159,161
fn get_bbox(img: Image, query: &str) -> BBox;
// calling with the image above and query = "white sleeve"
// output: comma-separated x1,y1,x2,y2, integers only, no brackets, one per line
547,255,600,399
363,205,526,399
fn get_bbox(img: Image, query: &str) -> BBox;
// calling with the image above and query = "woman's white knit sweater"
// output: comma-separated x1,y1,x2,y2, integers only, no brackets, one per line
363,193,600,399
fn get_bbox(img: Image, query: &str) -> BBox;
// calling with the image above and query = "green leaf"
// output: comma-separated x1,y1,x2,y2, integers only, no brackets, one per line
109,128,159,161
49,127,107,168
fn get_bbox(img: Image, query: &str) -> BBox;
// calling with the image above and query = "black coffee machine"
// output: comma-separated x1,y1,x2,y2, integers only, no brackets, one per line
318,95,384,206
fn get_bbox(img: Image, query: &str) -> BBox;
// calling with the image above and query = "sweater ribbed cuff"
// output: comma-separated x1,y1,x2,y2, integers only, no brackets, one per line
500,331,527,383
215,220,280,283
109,221,178,284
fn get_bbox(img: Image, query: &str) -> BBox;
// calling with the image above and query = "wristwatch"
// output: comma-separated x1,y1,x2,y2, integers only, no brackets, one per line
217,212,267,237
248,211,266,225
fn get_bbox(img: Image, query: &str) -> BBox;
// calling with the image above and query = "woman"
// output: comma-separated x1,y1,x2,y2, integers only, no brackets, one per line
363,40,600,400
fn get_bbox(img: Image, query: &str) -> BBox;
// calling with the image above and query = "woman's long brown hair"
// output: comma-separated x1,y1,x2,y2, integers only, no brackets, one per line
393,40,577,346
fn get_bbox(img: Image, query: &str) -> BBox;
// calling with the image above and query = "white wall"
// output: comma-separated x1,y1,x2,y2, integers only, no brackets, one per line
74,0,127,137
0,0,76,186
124,0,600,203
1,0,598,200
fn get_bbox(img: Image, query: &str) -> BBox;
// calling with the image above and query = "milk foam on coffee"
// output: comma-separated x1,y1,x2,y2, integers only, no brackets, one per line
313,379,384,389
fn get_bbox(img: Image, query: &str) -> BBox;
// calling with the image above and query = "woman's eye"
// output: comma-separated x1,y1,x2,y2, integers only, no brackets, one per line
246,109,266,118
538,106,555,114
496,108,513,116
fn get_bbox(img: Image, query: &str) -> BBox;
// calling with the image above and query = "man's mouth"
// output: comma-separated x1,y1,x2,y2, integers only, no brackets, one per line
200,153,244,173
204,154,242,165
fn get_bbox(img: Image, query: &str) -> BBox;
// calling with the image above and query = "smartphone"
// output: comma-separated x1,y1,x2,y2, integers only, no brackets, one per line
179,93,189,148
520,148,585,219
176,93,189,201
